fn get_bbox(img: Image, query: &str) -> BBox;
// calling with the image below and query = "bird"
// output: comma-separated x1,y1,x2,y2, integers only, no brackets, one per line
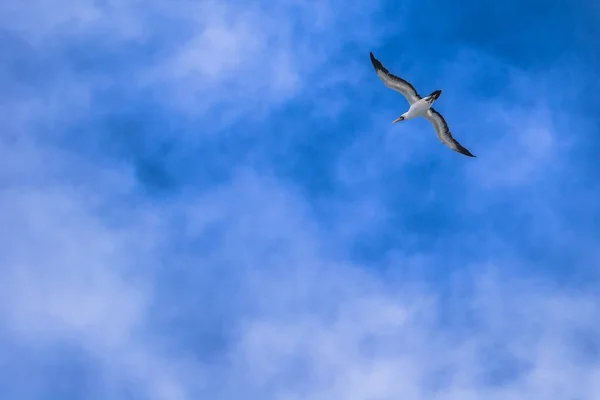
369,52,475,157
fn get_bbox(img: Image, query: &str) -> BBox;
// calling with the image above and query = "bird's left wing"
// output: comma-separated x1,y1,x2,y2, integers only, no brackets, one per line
369,52,422,104
424,108,476,157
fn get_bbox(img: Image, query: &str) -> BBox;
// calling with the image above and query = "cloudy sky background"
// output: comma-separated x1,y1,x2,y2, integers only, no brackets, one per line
1,0,600,398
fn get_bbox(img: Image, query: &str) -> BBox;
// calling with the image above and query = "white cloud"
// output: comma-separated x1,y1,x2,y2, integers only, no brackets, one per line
0,147,199,399
0,0,145,44
469,102,558,188
1,142,599,398
142,0,386,117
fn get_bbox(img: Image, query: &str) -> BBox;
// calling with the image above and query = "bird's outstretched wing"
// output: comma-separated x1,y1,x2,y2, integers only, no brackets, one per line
369,52,422,104
424,108,475,157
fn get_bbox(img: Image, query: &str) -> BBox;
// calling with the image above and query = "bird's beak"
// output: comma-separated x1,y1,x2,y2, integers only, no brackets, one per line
392,116,404,123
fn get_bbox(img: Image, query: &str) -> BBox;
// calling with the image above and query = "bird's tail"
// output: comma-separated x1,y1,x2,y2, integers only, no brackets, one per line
429,89,442,100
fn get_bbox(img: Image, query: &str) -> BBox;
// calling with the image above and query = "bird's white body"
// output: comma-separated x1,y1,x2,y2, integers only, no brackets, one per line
401,97,435,120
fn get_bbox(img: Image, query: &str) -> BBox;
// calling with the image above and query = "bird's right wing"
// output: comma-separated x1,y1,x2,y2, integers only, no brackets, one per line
369,52,422,104
425,108,476,157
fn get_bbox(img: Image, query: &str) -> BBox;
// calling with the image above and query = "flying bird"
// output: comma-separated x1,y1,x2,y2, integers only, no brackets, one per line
369,52,475,157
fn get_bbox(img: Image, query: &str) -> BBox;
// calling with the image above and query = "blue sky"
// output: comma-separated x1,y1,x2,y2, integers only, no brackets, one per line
1,0,599,398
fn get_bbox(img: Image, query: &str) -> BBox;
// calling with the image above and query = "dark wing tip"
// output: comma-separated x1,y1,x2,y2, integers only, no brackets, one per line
369,52,383,70
456,145,476,157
